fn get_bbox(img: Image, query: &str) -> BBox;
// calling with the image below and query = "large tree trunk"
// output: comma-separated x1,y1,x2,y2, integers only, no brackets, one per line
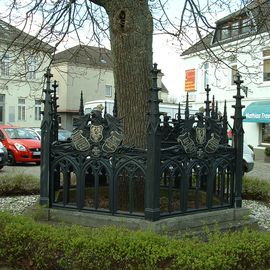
104,0,153,148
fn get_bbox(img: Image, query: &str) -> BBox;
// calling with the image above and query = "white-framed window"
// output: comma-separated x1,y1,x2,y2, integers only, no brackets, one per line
34,99,42,120
203,62,209,88
241,17,252,34
27,56,37,80
105,85,112,97
1,53,10,77
263,49,270,82
231,21,239,37
18,98,26,121
215,14,253,43
231,64,238,85
221,25,230,40
261,123,270,144
8,106,15,123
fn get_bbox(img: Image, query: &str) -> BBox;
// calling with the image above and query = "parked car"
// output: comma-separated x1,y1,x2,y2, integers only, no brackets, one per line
243,143,255,173
227,130,254,173
30,127,72,141
22,128,41,141
0,125,41,165
0,141,8,169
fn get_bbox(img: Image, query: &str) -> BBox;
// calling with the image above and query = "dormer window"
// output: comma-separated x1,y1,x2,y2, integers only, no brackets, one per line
231,21,239,36
221,25,230,40
214,14,253,43
242,17,252,34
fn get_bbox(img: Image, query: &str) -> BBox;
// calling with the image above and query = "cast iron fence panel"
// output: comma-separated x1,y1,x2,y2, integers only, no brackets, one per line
40,66,244,221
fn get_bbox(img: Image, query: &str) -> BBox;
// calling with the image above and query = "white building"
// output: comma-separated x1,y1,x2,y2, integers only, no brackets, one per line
52,45,114,131
52,45,170,131
181,0,270,159
0,20,53,127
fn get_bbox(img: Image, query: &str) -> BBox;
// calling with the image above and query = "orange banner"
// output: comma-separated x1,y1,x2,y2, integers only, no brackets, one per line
185,69,196,92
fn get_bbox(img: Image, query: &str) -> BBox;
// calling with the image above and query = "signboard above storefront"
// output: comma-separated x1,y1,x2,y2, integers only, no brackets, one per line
243,101,270,123
185,69,196,92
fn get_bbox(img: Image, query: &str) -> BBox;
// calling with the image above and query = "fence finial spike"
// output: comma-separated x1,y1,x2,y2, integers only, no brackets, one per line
205,84,211,117
79,91,84,116
178,102,181,121
185,92,189,119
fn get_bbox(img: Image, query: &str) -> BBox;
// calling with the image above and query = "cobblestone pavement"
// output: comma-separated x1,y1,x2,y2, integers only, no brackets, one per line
246,160,270,181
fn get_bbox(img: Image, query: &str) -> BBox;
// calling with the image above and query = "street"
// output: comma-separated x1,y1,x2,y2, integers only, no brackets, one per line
0,160,269,181
0,163,40,178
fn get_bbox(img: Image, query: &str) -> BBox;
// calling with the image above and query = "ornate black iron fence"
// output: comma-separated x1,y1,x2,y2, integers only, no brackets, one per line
40,64,244,221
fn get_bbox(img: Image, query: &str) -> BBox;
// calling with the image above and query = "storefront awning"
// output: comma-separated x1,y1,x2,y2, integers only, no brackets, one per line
243,101,270,123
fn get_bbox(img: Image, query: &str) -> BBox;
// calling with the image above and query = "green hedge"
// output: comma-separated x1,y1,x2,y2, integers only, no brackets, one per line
0,173,269,203
0,174,39,196
0,212,270,270
242,176,270,202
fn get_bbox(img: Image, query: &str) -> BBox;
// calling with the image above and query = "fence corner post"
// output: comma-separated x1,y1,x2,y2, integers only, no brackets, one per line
40,68,53,206
231,73,245,208
145,63,161,221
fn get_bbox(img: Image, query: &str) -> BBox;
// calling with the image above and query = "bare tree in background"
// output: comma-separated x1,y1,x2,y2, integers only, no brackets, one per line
0,0,268,146
170,0,270,89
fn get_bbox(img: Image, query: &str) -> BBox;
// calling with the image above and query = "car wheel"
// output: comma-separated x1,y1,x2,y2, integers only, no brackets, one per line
7,151,16,166
0,165,3,170
36,162,40,165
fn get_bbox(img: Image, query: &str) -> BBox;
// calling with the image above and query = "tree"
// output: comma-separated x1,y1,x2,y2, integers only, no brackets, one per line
94,0,153,148
0,0,268,147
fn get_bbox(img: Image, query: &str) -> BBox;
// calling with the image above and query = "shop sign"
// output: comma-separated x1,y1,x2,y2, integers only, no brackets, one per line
245,113,270,120
185,69,196,92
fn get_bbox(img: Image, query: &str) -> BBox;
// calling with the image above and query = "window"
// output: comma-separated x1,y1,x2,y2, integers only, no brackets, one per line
241,17,252,34
8,106,15,123
263,49,270,81
221,26,230,40
231,21,239,37
262,123,270,144
231,65,238,85
215,14,253,43
203,62,209,88
34,99,42,120
27,56,37,79
1,54,10,77
105,85,112,97
18,98,26,121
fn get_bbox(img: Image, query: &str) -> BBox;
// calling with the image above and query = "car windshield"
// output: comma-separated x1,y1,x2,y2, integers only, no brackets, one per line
4,128,39,140
31,128,41,136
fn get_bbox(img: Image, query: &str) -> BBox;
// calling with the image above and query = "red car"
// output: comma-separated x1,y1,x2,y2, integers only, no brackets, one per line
0,125,41,165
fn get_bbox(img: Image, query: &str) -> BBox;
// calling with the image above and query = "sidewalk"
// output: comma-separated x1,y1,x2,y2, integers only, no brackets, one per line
246,160,270,181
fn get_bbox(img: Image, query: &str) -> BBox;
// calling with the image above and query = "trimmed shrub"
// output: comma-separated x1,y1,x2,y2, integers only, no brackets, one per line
265,147,270,157
0,212,270,270
242,176,270,202
0,174,39,196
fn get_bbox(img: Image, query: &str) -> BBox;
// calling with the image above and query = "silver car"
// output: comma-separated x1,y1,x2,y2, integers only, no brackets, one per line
243,143,255,173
